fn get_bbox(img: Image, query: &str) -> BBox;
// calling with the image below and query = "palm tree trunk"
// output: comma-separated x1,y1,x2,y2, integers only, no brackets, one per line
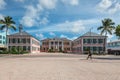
104,32,107,54
6,27,8,50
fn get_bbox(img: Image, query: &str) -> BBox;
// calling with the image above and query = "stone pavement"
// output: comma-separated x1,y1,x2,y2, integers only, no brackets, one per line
0,53,120,80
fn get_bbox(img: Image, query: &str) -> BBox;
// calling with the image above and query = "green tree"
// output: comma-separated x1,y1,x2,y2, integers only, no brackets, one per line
97,18,115,53
0,16,16,47
115,25,120,39
97,18,115,36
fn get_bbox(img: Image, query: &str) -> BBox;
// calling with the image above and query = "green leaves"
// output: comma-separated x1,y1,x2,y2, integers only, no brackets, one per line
0,16,16,31
97,18,115,36
115,25,120,39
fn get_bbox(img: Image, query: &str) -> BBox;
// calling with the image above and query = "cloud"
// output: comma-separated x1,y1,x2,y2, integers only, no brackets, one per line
40,17,49,25
28,19,99,33
20,0,57,27
96,0,120,14
0,0,6,10
60,34,77,40
49,32,56,36
36,33,46,40
0,14,4,19
39,0,57,9
61,0,79,6
20,5,43,27
107,34,114,42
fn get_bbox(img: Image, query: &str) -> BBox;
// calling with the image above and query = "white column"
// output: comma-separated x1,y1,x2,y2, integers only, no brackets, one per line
49,41,51,49
58,40,59,51
62,41,64,51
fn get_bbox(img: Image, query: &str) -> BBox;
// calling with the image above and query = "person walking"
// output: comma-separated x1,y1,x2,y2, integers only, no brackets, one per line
87,49,92,60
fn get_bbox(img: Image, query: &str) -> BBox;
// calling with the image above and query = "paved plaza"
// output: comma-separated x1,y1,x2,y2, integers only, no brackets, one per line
0,53,120,80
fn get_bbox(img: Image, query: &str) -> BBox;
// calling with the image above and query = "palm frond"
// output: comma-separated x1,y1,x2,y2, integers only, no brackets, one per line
10,25,17,31
0,25,6,30
97,26,103,30
107,29,112,35
0,20,5,24
101,29,105,35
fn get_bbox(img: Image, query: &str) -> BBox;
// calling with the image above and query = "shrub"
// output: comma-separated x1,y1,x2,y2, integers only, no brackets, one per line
48,49,54,52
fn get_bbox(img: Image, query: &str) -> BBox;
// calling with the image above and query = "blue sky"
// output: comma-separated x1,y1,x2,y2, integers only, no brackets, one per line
0,0,120,42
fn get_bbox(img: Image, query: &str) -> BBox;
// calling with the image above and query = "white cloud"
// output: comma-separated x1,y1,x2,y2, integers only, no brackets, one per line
40,19,99,33
20,5,43,27
61,0,79,6
107,34,114,42
96,0,120,14
36,33,45,40
49,32,56,36
108,3,120,14
0,14,4,19
60,34,77,40
40,17,49,25
97,0,112,12
72,21,85,33
20,0,80,27
38,0,57,9
28,19,99,33
0,0,6,10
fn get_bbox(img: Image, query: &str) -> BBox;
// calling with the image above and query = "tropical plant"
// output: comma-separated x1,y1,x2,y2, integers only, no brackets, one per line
114,25,120,39
0,16,16,47
97,18,115,53
97,18,115,36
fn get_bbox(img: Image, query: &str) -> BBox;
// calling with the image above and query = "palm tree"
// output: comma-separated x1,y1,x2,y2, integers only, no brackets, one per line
97,18,115,53
114,25,120,39
0,16,16,48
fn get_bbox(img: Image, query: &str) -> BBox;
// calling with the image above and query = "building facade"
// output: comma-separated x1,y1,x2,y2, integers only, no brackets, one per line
107,40,120,55
8,31,40,53
41,38,72,52
0,31,6,50
72,32,107,54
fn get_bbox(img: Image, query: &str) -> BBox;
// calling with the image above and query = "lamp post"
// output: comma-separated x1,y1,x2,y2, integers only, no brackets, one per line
18,24,23,54
90,27,93,53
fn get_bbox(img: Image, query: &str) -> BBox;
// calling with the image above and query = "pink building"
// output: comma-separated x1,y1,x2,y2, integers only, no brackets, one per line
8,31,40,53
72,32,107,54
41,38,72,52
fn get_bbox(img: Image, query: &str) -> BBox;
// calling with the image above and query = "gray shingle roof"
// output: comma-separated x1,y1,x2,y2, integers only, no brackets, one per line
9,31,40,41
81,32,103,37
10,31,31,36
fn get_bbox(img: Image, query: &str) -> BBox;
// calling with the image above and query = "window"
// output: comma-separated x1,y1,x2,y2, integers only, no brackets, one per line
98,39,103,43
0,35,2,39
23,38,26,43
0,40,2,43
93,39,97,44
27,39,30,43
99,47,103,51
12,38,16,43
83,39,87,44
3,36,5,39
87,39,91,43
23,46,26,51
93,47,97,51
3,41,5,44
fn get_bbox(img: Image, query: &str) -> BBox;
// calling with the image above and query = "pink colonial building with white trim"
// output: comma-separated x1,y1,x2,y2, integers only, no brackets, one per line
72,32,107,54
8,30,40,53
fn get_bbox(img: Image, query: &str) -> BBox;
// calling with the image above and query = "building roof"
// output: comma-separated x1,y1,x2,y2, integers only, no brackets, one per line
8,31,40,41
73,32,106,41
41,37,72,41
108,39,120,43
10,31,31,36
81,32,104,37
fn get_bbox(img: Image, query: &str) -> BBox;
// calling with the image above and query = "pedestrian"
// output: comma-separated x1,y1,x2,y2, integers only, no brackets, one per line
87,49,92,60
